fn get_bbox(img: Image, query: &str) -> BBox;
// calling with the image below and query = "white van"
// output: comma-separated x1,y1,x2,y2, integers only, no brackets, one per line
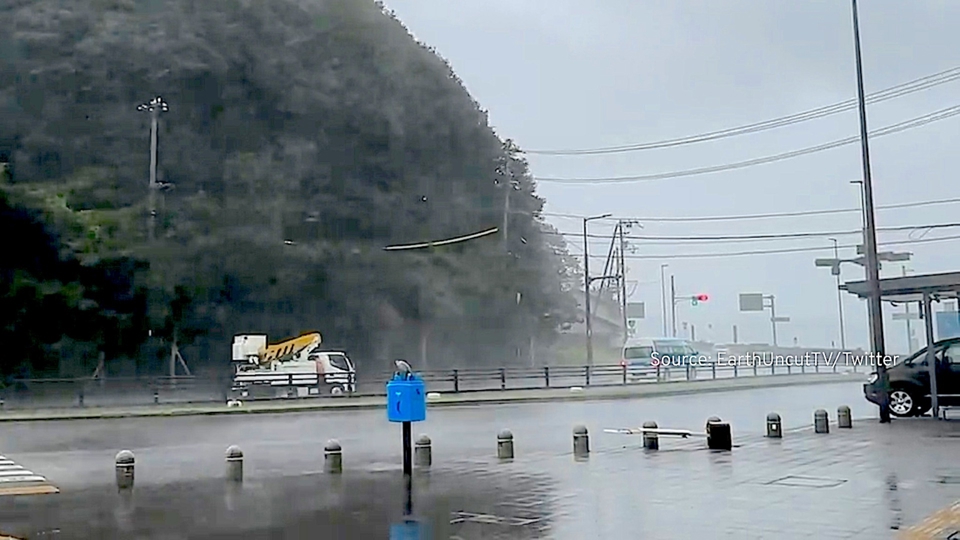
620,337,699,381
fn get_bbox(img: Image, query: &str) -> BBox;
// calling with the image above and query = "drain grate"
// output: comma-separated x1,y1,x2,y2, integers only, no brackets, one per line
765,475,847,488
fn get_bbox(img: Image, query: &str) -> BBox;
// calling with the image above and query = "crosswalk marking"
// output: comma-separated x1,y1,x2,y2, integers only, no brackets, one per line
899,500,960,540
0,455,58,496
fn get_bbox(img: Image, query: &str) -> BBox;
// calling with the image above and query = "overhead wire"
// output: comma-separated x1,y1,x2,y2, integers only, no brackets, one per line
533,104,960,184
536,195,960,223
550,222,960,243
566,233,960,260
525,66,960,155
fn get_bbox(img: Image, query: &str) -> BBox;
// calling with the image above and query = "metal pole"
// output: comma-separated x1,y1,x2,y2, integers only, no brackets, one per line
583,218,593,366
851,0,890,423
148,109,158,241
402,420,412,515
768,295,779,347
831,239,847,349
921,293,939,417
660,264,668,336
618,222,628,343
670,275,677,338
902,266,912,352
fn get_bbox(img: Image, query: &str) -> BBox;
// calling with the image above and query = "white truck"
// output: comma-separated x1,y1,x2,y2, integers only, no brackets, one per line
230,332,356,399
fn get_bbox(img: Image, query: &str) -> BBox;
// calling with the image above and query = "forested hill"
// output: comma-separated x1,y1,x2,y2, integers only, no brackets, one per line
0,0,580,377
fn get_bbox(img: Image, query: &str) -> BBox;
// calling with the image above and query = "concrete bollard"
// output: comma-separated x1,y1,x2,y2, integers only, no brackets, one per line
814,409,829,434
414,435,432,468
642,421,659,450
766,412,782,438
324,439,342,474
706,422,732,450
705,416,722,437
838,406,852,429
572,425,590,458
225,445,243,483
497,429,514,460
115,450,135,491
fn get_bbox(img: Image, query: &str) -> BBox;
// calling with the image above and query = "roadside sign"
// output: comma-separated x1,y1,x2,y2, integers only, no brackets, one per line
627,302,645,319
739,293,765,312
936,310,960,340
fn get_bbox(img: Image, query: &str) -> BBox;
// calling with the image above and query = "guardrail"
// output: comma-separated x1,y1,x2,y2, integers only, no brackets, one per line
0,359,860,410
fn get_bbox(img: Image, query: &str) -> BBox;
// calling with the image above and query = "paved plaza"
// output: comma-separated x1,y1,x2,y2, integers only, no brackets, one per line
1,412,956,539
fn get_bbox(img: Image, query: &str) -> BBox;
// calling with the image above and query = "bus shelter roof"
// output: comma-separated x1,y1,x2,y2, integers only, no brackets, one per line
841,271,960,303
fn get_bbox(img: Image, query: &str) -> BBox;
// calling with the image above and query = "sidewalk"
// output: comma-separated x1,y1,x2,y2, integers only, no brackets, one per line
1,415,955,539
0,373,856,423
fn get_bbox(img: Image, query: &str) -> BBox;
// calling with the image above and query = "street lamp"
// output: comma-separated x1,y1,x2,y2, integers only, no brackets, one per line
137,96,169,242
660,264,669,336
828,238,847,350
850,0,890,423
583,213,612,366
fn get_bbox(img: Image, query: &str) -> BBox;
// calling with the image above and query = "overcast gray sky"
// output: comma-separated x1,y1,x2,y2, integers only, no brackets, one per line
383,0,960,352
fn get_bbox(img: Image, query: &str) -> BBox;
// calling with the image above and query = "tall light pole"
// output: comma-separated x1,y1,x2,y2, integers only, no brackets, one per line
670,274,677,337
660,264,669,336
828,238,847,349
583,213,612,366
137,96,169,242
850,0,890,423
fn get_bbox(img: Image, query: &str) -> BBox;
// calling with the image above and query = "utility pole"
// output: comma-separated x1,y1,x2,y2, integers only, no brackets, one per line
137,96,168,242
660,264,669,336
670,275,677,338
582,213,612,366
829,238,847,349
618,221,628,344
851,0,890,423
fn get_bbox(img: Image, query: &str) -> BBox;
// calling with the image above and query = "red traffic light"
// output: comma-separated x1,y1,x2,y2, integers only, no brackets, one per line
695,294,709,302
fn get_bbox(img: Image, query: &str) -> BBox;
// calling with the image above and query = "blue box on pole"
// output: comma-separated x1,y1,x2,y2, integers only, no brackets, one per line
387,374,426,423
390,520,427,539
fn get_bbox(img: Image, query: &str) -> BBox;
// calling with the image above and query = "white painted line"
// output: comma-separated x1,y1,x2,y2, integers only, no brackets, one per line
0,476,47,484
0,470,34,477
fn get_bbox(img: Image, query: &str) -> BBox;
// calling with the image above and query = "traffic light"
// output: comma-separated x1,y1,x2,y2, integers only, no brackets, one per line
691,293,709,306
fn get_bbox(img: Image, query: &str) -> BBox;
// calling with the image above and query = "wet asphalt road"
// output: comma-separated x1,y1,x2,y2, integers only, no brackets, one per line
0,381,873,490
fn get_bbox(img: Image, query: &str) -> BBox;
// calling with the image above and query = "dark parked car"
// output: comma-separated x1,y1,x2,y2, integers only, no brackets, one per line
863,337,960,417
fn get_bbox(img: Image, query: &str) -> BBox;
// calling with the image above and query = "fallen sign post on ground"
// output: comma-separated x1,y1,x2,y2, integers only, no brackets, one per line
604,417,733,450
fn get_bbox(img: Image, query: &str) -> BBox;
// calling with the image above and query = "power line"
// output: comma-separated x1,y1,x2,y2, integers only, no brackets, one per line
578,233,960,260
525,66,960,155
551,222,960,243
539,195,960,223
533,104,960,184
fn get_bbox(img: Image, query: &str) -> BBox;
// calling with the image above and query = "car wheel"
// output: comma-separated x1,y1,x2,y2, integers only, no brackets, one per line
329,385,345,396
889,387,921,417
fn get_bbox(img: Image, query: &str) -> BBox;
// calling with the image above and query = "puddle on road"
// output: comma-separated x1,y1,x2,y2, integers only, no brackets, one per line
1,465,559,539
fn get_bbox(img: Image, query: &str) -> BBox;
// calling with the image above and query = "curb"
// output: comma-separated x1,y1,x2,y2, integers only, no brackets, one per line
0,374,860,423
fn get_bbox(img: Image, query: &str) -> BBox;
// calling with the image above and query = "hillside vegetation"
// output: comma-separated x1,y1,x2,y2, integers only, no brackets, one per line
0,0,579,377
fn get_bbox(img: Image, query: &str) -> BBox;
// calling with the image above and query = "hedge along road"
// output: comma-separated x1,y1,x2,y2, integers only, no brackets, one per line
0,379,872,490
0,372,859,423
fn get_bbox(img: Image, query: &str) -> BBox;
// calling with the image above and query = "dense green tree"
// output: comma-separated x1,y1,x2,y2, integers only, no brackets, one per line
0,0,580,375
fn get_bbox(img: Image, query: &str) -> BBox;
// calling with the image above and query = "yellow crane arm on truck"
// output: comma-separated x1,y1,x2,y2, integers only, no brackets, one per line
258,332,322,366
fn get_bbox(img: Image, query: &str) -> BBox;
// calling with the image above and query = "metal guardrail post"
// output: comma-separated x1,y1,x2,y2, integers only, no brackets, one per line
584,366,590,386
711,362,716,379
753,362,758,377
452,369,459,393
544,367,550,388
788,363,792,375
733,363,738,378
499,368,506,390
621,364,627,385
771,364,776,376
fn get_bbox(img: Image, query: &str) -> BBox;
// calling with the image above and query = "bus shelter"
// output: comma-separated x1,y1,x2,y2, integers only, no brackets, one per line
841,271,960,419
